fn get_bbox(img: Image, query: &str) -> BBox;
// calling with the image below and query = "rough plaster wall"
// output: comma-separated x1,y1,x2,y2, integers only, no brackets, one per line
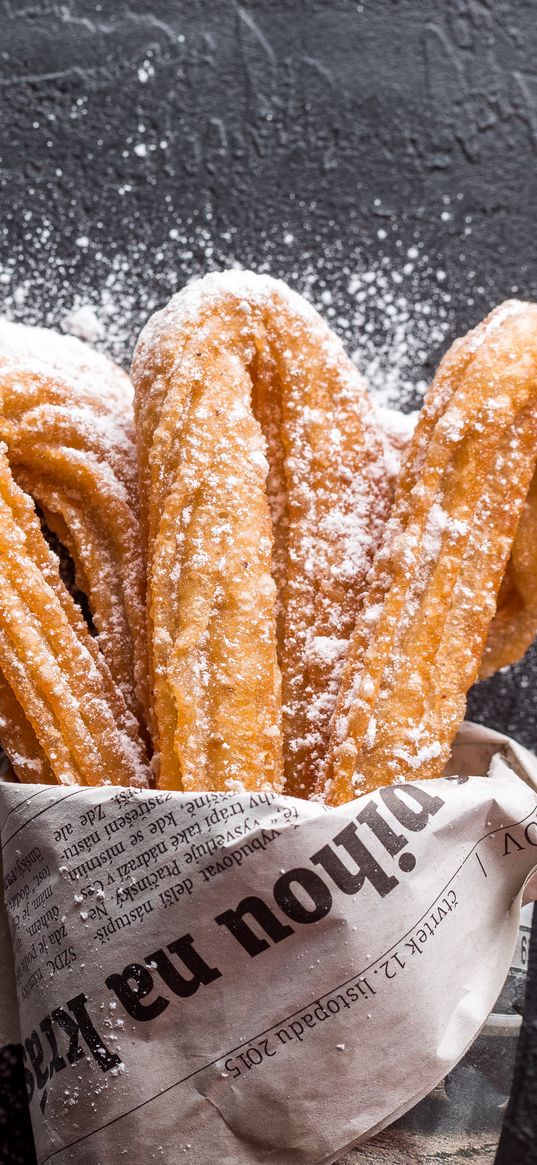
1,2,537,1161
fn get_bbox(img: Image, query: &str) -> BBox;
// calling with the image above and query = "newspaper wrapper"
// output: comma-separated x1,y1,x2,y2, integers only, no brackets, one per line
1,722,537,1165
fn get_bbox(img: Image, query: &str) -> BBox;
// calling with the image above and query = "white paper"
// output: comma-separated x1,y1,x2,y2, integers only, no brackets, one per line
1,724,537,1165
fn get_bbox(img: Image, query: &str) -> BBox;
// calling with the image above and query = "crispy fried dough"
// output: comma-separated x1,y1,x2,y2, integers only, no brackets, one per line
132,272,390,794
320,300,537,803
0,322,150,785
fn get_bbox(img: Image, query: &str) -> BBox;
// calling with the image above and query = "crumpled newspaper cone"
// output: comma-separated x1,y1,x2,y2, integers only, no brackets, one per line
1,723,537,1165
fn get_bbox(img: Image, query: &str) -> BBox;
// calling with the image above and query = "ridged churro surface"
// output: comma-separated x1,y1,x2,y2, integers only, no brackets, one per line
132,272,391,794
0,320,150,785
320,300,537,804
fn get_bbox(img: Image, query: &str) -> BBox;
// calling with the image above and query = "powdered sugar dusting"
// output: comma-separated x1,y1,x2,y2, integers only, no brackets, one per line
63,303,105,344
0,223,455,412
0,229,472,792
0,316,133,408
134,270,397,795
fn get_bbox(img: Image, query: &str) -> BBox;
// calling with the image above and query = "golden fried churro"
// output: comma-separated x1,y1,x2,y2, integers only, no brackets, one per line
320,300,537,804
480,469,537,677
377,374,537,684
0,669,54,784
0,321,150,785
132,272,390,794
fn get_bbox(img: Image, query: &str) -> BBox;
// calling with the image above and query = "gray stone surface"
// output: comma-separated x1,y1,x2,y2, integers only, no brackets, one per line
1,2,537,1162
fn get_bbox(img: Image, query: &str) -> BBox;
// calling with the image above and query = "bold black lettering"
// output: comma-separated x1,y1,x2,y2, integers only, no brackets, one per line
215,895,293,956
273,868,332,923
380,784,444,831
49,1008,85,1066
146,934,221,998
62,994,121,1072
355,801,408,856
105,964,169,1022
24,1031,48,1090
312,821,398,897
39,1016,66,1077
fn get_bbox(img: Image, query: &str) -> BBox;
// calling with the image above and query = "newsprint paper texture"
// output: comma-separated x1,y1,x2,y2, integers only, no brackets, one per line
1,723,537,1165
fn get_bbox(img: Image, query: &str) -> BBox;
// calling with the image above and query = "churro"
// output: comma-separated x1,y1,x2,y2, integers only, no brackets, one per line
481,469,537,677
320,300,537,804
132,272,391,794
0,322,150,785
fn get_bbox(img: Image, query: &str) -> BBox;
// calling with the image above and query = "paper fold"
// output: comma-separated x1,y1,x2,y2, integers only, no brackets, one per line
1,723,536,1165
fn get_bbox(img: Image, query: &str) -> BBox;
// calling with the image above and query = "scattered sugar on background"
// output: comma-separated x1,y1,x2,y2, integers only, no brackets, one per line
0,211,535,747
0,220,454,412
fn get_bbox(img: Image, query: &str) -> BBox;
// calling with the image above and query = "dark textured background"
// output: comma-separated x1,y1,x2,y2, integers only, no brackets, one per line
1,1,537,1161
